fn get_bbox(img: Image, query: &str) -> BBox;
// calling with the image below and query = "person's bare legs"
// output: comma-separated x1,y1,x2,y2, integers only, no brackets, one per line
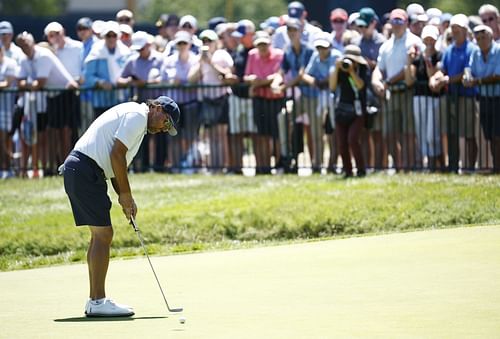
88,226,113,299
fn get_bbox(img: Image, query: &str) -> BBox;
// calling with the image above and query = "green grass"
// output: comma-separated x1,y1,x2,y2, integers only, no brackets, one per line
1,173,499,271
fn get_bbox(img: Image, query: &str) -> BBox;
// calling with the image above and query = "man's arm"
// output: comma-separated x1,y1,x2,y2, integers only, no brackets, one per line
110,138,136,220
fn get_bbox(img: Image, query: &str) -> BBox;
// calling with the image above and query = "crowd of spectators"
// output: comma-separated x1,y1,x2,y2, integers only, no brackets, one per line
0,2,499,178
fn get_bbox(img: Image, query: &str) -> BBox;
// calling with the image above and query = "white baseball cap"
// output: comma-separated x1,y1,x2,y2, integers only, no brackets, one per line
101,21,121,37
44,21,63,36
450,14,469,29
421,25,439,40
130,31,152,50
313,31,332,48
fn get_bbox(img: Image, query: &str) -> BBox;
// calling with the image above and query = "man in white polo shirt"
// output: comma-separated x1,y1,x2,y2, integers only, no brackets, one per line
45,21,84,165
16,31,78,177
62,96,180,317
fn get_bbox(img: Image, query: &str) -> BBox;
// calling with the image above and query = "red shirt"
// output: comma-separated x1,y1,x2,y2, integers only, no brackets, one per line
245,47,284,99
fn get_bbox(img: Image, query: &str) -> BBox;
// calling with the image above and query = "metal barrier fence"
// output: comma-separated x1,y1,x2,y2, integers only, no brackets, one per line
0,82,498,177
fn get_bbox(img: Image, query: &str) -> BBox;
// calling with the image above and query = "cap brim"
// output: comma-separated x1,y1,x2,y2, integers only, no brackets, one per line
231,31,243,38
314,41,330,48
254,38,270,45
345,54,367,65
355,18,368,26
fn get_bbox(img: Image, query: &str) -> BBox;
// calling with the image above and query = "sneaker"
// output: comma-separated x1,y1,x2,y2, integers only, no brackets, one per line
85,298,134,317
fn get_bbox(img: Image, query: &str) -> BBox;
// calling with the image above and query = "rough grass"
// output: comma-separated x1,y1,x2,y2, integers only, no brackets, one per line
0,173,499,271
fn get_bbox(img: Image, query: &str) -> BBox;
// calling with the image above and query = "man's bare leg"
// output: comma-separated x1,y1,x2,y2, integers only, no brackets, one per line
88,226,113,300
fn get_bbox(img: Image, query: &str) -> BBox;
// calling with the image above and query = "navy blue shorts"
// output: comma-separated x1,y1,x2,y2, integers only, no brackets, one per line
63,151,112,226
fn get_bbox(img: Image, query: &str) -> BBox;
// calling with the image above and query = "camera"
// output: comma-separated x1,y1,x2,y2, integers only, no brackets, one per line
201,45,209,56
341,58,352,71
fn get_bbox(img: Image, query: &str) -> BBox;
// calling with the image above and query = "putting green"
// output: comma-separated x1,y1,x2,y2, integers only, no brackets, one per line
1,226,500,338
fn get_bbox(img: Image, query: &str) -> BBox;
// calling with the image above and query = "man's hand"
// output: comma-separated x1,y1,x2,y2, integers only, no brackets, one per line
118,192,137,220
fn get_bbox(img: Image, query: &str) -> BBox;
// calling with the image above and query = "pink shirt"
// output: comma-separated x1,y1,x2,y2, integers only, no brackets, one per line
245,47,284,99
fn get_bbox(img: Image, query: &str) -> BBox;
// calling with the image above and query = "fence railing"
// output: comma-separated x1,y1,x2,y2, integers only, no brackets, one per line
0,81,498,177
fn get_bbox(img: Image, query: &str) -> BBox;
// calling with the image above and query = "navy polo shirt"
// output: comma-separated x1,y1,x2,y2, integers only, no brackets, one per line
442,40,478,97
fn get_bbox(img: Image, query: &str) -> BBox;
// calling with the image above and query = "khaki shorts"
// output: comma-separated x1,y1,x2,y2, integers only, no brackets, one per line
382,90,414,135
229,95,256,134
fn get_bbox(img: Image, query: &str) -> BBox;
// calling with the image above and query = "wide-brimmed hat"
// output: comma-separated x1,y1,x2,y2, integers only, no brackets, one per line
343,44,367,65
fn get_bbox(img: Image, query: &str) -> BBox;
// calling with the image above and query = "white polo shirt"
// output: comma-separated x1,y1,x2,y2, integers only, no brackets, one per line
74,102,149,179
56,37,83,80
18,45,74,88
377,29,423,80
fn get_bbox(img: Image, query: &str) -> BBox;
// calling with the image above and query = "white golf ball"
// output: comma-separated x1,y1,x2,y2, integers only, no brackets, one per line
179,316,186,324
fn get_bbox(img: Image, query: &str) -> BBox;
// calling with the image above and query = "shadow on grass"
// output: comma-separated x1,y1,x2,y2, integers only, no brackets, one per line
54,316,167,322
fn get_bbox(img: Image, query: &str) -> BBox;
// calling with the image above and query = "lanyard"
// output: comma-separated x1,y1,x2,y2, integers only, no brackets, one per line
347,76,359,100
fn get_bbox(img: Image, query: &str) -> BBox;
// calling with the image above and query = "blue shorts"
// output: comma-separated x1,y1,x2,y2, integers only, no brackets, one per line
63,151,112,226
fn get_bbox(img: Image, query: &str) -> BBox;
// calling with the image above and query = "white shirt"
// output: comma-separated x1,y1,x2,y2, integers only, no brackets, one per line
19,45,74,88
200,49,233,99
74,102,149,179
56,37,83,80
377,29,423,79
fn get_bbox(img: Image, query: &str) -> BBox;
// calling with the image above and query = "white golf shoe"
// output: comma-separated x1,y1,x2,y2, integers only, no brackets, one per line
85,298,134,317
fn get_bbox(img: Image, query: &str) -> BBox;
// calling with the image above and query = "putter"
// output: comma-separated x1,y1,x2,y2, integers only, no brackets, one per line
130,215,183,313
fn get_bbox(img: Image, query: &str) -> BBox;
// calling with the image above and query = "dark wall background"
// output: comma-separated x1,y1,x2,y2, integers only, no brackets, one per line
2,13,157,42
300,0,398,30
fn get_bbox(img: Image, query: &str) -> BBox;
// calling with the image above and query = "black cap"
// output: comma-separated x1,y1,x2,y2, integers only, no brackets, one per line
76,17,93,29
156,14,180,28
156,96,180,136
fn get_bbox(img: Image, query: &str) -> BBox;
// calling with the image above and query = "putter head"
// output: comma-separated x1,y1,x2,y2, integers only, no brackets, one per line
170,307,183,313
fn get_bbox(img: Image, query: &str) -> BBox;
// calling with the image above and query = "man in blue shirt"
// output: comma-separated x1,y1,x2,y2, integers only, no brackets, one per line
430,14,479,172
465,25,500,172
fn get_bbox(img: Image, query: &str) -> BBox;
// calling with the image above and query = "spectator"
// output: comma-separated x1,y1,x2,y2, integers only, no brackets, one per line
164,15,202,57
116,9,135,28
217,22,238,57
272,1,321,50
260,16,280,36
45,21,83,163
406,3,428,37
0,47,17,178
465,25,500,172
348,12,361,33
302,31,342,172
118,31,163,172
478,4,500,42
83,21,131,118
352,7,387,170
119,24,133,48
372,8,423,171
76,17,98,135
161,31,199,171
330,8,349,52
188,29,233,171
0,21,24,64
329,45,369,178
208,17,227,31
430,14,479,172
273,18,314,173
16,32,78,177
154,14,179,52
229,19,257,174
91,20,106,39
244,31,284,174
404,25,445,171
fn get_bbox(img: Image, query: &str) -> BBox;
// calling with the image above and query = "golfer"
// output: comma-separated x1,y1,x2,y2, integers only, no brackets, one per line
62,96,180,317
